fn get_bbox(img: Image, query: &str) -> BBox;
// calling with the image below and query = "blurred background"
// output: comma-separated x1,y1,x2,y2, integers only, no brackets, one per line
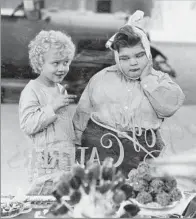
1,0,196,195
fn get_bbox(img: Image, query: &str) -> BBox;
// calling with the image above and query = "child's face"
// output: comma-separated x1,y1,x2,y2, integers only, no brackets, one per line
41,47,71,84
118,43,148,79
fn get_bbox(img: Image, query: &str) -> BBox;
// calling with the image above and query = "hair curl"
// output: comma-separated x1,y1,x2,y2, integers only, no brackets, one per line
28,30,75,74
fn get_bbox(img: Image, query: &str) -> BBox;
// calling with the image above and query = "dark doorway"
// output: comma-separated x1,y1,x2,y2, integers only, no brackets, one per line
96,0,111,13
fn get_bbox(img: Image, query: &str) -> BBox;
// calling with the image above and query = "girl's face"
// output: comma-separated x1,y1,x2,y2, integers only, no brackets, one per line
118,43,148,79
40,47,71,85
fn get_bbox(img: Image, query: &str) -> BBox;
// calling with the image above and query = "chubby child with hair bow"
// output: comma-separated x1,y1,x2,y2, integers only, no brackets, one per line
73,11,185,176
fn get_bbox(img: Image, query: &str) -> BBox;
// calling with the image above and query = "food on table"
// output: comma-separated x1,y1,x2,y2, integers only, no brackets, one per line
170,188,182,202
123,204,140,217
70,191,82,205
25,172,69,208
1,201,24,218
101,157,116,181
155,191,171,206
120,184,134,200
49,157,140,218
97,181,112,194
112,189,126,204
136,191,153,204
164,176,177,192
149,178,164,194
25,196,56,209
137,163,152,182
127,168,139,183
132,179,149,192
127,162,183,208
27,180,55,196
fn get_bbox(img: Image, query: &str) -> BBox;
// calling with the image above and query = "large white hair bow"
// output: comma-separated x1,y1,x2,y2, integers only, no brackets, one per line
106,10,151,60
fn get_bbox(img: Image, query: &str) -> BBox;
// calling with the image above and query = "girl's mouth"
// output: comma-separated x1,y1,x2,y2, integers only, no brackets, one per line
55,73,65,77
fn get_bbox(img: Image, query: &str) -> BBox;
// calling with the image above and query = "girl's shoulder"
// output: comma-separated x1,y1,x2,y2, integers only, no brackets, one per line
20,80,43,98
21,80,35,93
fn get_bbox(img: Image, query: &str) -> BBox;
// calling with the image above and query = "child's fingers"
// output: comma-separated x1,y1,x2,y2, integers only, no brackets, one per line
60,84,68,95
67,94,77,99
140,60,152,80
60,86,66,95
145,60,153,72
62,96,76,106
68,98,75,103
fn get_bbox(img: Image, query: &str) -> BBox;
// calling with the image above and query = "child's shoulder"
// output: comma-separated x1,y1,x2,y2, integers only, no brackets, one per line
90,65,117,82
20,80,42,97
96,65,117,75
21,80,34,92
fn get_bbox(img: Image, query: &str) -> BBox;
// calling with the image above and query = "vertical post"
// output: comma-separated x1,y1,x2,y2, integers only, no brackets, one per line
23,0,35,11
23,0,41,20
79,0,86,12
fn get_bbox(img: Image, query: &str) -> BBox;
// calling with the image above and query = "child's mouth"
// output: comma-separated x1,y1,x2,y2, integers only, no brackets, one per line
129,68,140,72
55,74,65,77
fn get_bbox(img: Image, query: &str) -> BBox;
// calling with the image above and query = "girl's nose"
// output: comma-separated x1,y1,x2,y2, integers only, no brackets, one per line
58,64,69,72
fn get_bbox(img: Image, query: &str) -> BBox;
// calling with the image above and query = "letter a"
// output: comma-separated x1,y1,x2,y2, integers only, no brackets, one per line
89,147,100,164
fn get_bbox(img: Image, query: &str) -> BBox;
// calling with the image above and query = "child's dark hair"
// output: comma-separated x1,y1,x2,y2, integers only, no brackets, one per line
111,26,141,52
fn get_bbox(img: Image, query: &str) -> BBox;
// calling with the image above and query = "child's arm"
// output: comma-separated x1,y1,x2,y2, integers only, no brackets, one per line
19,87,57,135
73,82,93,145
140,70,185,118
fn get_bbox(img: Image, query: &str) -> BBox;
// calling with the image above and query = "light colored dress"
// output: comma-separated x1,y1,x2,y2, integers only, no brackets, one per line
73,65,185,145
19,80,75,182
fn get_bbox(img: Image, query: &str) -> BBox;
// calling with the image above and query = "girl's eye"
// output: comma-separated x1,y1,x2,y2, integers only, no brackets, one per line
136,53,145,58
63,61,69,66
53,62,59,66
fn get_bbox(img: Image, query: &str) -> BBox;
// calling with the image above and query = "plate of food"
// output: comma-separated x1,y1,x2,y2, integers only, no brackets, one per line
25,195,56,209
130,194,183,210
126,162,184,210
1,199,32,218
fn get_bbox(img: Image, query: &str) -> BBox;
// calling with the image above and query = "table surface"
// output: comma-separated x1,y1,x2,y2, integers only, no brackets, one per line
13,196,196,218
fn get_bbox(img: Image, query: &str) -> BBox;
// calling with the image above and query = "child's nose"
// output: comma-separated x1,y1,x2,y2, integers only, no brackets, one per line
129,58,138,65
58,64,69,72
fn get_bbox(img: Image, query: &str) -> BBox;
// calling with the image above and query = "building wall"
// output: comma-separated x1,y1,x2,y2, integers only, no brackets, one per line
44,0,78,10
85,0,153,15
1,0,153,15
111,0,152,15
1,0,22,8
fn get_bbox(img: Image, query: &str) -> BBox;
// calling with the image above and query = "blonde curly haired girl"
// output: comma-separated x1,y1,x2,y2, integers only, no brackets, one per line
28,30,75,74
19,30,77,182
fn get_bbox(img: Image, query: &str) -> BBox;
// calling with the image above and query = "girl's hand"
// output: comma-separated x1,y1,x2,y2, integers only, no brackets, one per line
140,57,153,81
51,85,77,112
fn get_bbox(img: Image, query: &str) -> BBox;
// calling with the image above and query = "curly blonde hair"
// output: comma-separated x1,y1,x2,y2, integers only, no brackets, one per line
28,30,75,74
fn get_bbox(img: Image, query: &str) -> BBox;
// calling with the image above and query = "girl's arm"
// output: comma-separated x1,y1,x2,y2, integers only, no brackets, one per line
73,82,93,145
19,88,57,135
141,70,185,118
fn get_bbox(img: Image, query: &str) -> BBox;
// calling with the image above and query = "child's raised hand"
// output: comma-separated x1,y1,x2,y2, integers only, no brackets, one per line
60,84,68,95
51,85,77,112
140,57,153,81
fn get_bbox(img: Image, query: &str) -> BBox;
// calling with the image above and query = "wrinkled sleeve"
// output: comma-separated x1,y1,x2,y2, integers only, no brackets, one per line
19,87,57,135
73,82,93,145
140,70,185,118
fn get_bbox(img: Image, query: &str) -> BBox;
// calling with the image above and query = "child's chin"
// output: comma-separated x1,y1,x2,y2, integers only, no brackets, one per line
128,73,141,79
54,77,64,83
